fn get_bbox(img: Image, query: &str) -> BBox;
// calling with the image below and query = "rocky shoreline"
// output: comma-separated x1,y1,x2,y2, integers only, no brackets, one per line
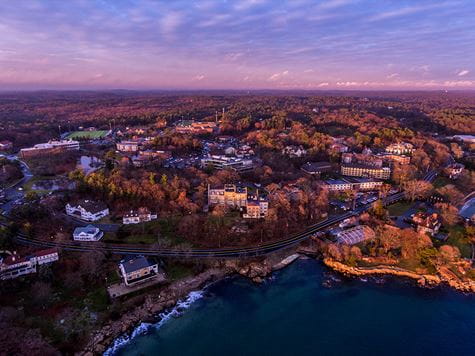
79,253,301,355
323,258,475,293
79,252,475,355
79,268,232,355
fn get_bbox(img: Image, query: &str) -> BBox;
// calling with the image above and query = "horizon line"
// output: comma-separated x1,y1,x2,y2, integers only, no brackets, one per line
0,88,474,94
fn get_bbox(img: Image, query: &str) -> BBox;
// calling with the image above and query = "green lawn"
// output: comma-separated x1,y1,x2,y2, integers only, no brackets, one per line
65,130,109,140
387,201,413,216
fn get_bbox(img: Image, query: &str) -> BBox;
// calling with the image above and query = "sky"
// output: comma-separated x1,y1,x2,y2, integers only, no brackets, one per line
0,0,474,90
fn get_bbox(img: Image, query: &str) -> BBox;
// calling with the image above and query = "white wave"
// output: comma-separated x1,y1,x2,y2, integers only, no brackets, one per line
103,322,153,356
153,290,204,330
103,290,205,356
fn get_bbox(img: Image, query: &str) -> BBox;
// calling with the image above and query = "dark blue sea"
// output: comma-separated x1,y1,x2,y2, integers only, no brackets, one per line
107,259,475,356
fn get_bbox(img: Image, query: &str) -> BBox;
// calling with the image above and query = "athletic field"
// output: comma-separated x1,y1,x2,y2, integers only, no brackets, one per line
65,130,110,140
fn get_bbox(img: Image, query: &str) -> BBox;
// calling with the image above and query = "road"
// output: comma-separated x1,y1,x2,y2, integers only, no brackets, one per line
9,170,439,258
0,155,33,214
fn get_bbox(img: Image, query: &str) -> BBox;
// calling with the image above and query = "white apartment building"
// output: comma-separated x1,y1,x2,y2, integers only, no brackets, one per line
66,199,109,222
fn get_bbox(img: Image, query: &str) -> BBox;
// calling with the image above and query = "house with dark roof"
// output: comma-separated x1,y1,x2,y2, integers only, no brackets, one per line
66,199,109,221
301,161,333,177
118,255,162,286
412,212,442,236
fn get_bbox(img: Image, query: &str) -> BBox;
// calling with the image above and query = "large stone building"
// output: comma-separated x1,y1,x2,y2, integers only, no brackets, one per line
208,184,269,219
341,153,391,179
341,164,391,180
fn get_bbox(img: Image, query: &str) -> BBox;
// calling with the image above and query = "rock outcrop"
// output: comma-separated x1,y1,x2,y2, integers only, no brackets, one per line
238,261,272,283
324,258,475,292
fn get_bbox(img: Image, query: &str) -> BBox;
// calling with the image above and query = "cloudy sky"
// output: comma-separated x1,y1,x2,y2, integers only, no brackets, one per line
1,0,474,90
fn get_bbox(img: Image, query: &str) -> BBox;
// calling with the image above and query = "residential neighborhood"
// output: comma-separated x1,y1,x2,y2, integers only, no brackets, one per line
0,91,473,355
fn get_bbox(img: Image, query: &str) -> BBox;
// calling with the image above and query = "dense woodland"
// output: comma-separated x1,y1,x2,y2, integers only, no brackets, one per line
0,91,474,148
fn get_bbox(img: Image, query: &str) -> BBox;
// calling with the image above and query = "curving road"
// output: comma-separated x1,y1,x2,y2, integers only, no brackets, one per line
10,170,438,258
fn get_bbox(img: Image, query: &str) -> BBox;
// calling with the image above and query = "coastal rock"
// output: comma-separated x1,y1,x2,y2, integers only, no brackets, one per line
238,262,272,280
323,259,443,287
83,268,230,355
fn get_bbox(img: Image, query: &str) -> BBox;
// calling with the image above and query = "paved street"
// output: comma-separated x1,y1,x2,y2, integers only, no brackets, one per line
0,155,33,215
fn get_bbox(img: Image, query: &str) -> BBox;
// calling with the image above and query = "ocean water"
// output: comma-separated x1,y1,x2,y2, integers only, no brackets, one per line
108,259,475,356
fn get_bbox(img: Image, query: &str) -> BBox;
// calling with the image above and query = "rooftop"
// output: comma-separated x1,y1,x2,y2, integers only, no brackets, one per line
73,225,100,235
120,255,157,274
69,199,108,213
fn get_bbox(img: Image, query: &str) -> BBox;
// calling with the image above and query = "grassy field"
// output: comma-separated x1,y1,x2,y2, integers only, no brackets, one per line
65,130,109,140
387,201,413,216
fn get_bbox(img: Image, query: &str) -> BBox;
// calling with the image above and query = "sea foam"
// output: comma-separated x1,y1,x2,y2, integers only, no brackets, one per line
103,290,205,355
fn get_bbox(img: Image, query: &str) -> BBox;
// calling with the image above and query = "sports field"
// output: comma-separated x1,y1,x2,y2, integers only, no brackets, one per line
65,130,109,139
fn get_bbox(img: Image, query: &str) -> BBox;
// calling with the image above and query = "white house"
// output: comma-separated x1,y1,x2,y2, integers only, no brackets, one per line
122,207,157,225
73,225,103,241
66,199,109,222
0,248,59,280
119,255,161,286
